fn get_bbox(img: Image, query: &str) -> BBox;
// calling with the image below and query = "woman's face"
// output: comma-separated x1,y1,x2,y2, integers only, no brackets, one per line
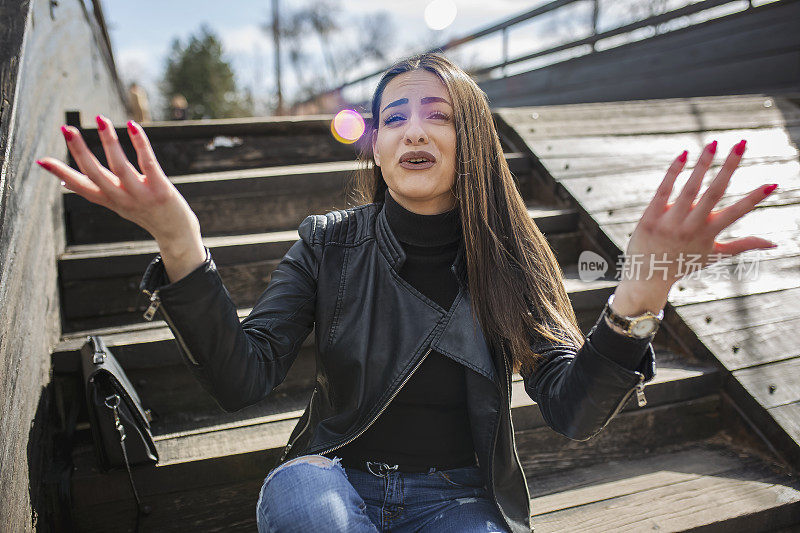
372,69,457,215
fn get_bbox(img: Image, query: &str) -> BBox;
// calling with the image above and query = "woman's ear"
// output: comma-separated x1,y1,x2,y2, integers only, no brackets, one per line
371,130,381,167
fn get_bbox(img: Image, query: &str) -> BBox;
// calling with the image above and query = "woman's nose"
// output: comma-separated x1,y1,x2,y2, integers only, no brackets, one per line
403,117,429,145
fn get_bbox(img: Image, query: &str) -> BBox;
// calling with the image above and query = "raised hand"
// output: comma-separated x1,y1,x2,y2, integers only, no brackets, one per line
611,139,778,316
36,116,206,282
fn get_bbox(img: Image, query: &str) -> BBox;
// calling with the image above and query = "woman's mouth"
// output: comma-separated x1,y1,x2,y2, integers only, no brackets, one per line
399,151,436,170
399,160,435,170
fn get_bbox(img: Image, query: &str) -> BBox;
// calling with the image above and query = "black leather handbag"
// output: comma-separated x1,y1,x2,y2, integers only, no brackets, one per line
81,335,157,528
81,335,158,470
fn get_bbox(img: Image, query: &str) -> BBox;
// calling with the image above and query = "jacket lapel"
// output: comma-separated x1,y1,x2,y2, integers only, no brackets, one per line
430,288,499,387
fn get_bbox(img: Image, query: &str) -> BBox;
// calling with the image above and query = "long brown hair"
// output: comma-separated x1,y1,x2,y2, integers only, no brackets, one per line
349,53,584,376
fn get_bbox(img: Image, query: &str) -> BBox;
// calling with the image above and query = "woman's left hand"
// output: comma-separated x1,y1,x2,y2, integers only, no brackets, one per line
613,139,778,313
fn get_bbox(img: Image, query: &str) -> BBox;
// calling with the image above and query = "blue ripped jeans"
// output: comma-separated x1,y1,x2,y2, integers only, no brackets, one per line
256,454,510,532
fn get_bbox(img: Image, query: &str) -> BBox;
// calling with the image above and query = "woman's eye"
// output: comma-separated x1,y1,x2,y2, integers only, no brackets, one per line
383,111,450,124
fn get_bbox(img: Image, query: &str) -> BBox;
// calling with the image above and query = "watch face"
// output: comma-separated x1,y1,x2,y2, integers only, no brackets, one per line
631,317,658,337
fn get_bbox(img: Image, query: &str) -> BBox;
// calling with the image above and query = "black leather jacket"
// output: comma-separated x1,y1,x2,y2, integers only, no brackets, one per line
140,201,657,533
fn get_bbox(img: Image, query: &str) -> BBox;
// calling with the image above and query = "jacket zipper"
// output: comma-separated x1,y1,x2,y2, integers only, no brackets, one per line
141,289,201,366
607,371,647,423
487,347,523,533
504,348,529,529
279,388,318,462
286,346,434,462
635,372,647,406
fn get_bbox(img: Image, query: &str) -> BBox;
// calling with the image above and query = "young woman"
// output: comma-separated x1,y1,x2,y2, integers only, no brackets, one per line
37,54,778,533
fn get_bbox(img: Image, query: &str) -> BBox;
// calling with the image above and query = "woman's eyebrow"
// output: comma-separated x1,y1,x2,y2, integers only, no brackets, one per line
381,96,452,113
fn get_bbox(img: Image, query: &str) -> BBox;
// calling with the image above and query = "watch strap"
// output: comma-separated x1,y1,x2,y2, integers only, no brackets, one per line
603,293,663,338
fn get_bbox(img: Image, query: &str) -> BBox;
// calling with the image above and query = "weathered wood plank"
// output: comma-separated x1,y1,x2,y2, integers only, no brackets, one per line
698,316,800,371
73,476,264,532
523,127,798,164
592,184,800,226
733,357,800,410
534,462,800,532
517,395,723,479
669,254,800,307
52,307,288,372
59,231,298,280
69,439,281,510
499,92,800,122
558,158,800,216
530,444,781,513
498,97,800,139
676,287,800,336
133,360,316,440
769,401,800,445
559,168,797,230
603,204,800,260
78,127,361,176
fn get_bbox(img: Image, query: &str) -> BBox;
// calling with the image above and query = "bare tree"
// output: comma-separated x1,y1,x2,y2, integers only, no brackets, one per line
262,1,396,107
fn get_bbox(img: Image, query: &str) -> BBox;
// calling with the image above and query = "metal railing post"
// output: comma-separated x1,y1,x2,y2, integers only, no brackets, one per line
502,27,509,76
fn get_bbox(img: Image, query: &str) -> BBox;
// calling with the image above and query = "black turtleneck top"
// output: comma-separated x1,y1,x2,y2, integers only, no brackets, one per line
331,191,477,470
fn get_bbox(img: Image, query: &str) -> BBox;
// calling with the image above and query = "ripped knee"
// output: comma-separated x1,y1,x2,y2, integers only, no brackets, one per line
265,454,341,484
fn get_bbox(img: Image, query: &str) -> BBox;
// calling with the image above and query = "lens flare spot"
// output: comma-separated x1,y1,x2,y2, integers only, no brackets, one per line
331,109,366,144
424,0,457,31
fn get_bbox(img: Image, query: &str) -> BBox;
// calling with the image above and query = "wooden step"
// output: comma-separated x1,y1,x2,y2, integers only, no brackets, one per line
68,351,723,531
57,209,584,333
530,440,800,532
76,116,362,178
62,154,535,245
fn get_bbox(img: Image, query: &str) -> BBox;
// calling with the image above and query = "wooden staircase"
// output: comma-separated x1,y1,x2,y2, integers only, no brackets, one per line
50,114,800,531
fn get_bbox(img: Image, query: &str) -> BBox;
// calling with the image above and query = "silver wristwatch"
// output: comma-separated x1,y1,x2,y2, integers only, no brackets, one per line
602,293,663,339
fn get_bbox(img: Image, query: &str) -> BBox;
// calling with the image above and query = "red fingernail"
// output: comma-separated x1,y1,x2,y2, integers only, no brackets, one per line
61,125,73,141
678,150,687,163
734,139,746,155
708,140,717,154
127,121,138,135
36,159,53,171
96,115,106,131
763,183,778,195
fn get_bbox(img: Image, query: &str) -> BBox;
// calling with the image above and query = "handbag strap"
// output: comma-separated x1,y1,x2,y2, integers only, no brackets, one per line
105,393,148,532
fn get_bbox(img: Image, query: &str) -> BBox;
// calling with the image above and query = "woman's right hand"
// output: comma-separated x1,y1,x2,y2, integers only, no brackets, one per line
36,116,206,282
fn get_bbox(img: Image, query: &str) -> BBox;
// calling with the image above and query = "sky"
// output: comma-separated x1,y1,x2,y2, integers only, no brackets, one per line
101,0,760,118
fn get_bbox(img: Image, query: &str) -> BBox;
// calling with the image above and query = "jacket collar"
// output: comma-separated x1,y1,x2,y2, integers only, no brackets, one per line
375,199,469,290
